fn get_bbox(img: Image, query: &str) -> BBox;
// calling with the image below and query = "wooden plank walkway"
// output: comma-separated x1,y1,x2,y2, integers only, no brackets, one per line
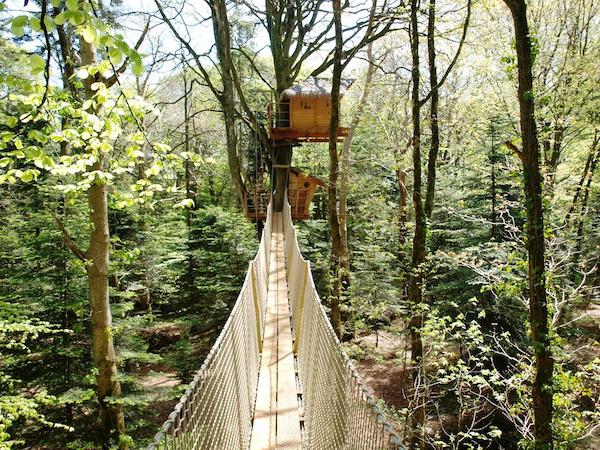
250,213,302,450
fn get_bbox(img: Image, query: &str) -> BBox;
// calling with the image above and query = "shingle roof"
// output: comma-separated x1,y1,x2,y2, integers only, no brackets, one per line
281,77,354,98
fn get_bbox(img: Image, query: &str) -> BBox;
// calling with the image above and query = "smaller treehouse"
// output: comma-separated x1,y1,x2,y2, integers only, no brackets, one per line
245,77,352,222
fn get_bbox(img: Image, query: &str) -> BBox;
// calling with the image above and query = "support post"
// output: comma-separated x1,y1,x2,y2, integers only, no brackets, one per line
293,262,310,354
250,263,263,353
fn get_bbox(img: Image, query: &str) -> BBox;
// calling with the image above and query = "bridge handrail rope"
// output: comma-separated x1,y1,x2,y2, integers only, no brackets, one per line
283,193,404,450
149,201,273,450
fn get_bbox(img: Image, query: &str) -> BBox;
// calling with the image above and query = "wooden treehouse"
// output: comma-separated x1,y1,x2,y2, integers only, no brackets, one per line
269,77,354,142
244,168,324,222
244,77,352,222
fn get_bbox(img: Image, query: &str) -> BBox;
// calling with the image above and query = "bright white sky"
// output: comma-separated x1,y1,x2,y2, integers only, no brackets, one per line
2,0,369,89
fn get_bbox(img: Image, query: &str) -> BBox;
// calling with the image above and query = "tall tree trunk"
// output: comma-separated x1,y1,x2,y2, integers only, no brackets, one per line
491,136,498,239
408,1,426,448
211,0,246,206
424,0,440,220
337,43,376,335
327,0,344,338
396,168,409,245
79,35,127,448
565,130,599,226
545,124,564,187
503,1,553,448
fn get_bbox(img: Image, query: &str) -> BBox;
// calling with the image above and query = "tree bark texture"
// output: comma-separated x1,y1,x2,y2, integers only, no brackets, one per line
424,0,440,220
408,1,426,448
79,33,127,447
503,1,554,447
339,43,375,292
211,0,246,206
327,0,344,339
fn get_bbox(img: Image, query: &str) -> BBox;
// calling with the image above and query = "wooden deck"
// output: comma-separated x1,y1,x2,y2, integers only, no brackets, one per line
250,213,302,450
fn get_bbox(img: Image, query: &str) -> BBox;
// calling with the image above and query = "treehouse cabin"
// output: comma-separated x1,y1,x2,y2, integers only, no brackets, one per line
288,168,325,220
243,168,324,222
269,77,354,142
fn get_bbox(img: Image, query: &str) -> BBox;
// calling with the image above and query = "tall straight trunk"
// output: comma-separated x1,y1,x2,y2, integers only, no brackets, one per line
327,0,344,338
565,131,599,226
396,168,409,245
491,137,498,239
424,0,440,220
571,133,599,274
339,43,375,286
408,1,426,448
78,36,127,447
211,0,245,206
503,1,553,448
182,69,198,301
545,124,564,187
183,69,195,228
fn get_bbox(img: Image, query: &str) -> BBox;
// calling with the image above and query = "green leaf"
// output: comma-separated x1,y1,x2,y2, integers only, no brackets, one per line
11,16,29,37
30,17,41,32
6,117,18,128
30,54,46,76
69,11,85,26
66,0,79,11
54,12,66,25
82,25,96,44
108,47,123,66
131,60,144,77
12,15,29,27
20,169,36,183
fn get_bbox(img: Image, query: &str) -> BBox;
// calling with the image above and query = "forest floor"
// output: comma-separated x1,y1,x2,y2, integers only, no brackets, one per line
350,330,411,410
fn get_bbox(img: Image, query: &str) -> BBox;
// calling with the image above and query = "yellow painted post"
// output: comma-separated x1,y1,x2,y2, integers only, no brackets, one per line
250,263,263,353
293,262,309,354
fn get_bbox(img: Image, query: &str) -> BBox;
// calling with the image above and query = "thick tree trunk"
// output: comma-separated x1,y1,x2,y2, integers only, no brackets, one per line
503,1,554,448
327,0,344,338
78,35,127,448
408,1,426,448
87,155,126,444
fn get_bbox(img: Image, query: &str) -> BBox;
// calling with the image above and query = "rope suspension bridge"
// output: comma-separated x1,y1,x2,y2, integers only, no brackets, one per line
149,194,404,449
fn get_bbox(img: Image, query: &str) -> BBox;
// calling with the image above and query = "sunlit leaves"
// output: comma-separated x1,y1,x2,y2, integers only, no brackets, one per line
10,15,28,37
29,54,46,76
175,198,195,209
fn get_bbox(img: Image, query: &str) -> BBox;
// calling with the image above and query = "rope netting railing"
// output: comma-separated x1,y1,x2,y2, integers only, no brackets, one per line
148,204,273,450
283,198,404,450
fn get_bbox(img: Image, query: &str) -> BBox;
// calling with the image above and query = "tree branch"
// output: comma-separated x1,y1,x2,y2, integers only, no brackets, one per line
53,213,88,263
419,0,471,107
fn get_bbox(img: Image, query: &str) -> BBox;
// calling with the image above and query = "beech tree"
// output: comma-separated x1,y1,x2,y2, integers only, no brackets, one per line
2,1,165,446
